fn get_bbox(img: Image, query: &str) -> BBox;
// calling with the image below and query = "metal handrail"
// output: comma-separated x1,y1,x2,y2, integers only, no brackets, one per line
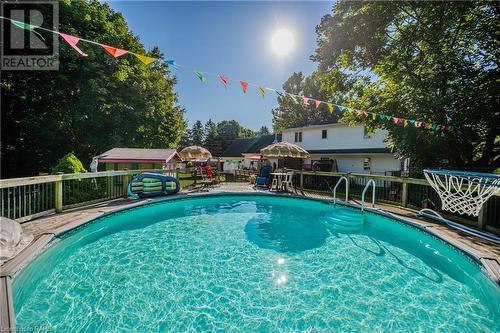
332,176,349,206
361,179,376,211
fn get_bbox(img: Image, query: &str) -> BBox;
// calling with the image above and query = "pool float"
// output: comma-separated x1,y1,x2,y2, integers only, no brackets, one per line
127,172,180,198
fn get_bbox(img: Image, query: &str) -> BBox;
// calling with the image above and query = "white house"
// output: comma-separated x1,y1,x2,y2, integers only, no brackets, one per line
281,122,407,175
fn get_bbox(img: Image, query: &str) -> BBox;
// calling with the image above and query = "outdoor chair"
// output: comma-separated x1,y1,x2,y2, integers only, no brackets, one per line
282,172,294,192
199,167,214,191
255,165,271,187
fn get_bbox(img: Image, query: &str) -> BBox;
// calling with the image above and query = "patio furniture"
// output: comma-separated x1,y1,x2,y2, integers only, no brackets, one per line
255,165,271,187
270,172,287,191
283,172,294,192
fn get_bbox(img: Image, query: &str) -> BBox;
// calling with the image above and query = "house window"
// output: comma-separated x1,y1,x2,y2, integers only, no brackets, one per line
321,129,327,139
363,157,371,171
298,132,302,142
363,127,372,139
294,132,302,142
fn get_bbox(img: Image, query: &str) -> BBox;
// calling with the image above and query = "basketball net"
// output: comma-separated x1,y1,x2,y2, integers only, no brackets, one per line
424,170,500,217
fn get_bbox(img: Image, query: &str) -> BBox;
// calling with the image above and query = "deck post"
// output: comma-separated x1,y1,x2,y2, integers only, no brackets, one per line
401,179,408,208
54,179,63,213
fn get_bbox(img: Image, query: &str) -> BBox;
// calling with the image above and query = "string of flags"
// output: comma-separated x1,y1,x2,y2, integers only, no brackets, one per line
2,16,450,132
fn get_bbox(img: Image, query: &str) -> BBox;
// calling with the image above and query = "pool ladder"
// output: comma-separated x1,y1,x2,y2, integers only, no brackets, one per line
361,180,376,211
332,177,349,206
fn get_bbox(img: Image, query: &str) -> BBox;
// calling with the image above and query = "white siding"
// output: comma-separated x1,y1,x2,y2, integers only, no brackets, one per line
282,123,402,173
282,124,387,150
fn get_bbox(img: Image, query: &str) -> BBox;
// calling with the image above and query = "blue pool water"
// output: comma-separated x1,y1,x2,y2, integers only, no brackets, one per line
13,195,500,332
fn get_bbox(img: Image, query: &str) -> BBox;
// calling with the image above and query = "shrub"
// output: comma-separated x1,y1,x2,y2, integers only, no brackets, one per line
52,153,87,174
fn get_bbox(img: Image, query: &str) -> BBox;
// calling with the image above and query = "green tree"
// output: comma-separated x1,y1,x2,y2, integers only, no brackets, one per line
258,126,270,135
1,0,185,177
52,153,87,174
272,71,339,132
204,119,219,154
191,120,205,146
310,1,499,171
178,126,192,150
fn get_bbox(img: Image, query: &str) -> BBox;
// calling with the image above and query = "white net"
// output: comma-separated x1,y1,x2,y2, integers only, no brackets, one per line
424,169,500,217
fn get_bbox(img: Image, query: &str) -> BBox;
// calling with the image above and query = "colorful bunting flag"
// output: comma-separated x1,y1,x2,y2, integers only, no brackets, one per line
327,104,334,113
219,75,229,88
240,81,248,93
372,113,377,120
134,53,156,65
290,94,300,104
275,91,284,97
404,120,408,127
258,86,266,98
165,60,180,70
314,100,321,109
337,105,346,113
303,97,310,106
393,117,399,124
355,109,362,116
363,111,369,117
379,114,385,120
59,33,87,56
194,70,206,82
101,45,128,58
11,19,45,40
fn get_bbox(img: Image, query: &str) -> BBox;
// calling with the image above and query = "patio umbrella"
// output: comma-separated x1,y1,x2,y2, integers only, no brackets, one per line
260,141,310,159
179,146,212,160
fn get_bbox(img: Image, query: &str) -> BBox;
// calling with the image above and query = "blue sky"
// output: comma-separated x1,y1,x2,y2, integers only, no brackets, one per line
107,1,333,131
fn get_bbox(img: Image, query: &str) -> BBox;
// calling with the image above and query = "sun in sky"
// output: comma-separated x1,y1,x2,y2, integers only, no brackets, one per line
271,28,295,56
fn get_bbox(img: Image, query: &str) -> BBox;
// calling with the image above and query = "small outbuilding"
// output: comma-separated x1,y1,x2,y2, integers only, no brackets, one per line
95,148,181,171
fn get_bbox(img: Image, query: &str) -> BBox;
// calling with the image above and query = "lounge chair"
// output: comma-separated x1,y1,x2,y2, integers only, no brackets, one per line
199,167,214,191
255,165,271,187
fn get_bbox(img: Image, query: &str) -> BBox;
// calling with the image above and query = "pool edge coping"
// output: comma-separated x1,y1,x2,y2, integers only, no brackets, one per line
1,191,499,332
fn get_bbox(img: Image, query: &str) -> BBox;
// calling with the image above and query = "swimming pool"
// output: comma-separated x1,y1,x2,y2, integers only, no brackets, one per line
13,194,500,332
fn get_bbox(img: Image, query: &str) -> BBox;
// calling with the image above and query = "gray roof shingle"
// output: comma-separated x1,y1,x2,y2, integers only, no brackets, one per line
97,148,179,161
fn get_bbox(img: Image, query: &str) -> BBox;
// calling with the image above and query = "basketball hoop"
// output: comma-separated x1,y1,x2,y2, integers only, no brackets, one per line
423,169,500,217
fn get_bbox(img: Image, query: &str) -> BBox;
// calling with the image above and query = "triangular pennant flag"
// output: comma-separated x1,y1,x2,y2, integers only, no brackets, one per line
404,120,408,127
314,100,321,109
165,60,180,70
194,70,206,82
101,45,128,58
346,108,354,113
219,75,229,88
303,97,310,106
275,91,284,97
410,120,416,125
240,81,248,93
12,19,45,40
372,113,377,120
59,33,87,56
258,86,266,98
379,114,385,120
134,53,156,65
291,95,300,104
393,117,399,124
337,105,346,113
363,111,369,117
327,104,334,113
417,122,423,128
355,109,362,116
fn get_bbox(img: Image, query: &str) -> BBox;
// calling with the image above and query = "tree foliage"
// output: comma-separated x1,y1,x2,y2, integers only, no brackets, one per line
1,0,185,177
272,71,338,132
191,120,205,146
275,1,499,172
52,153,87,174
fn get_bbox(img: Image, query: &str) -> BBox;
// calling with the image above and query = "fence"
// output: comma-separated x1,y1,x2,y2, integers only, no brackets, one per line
290,170,499,233
0,169,176,222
